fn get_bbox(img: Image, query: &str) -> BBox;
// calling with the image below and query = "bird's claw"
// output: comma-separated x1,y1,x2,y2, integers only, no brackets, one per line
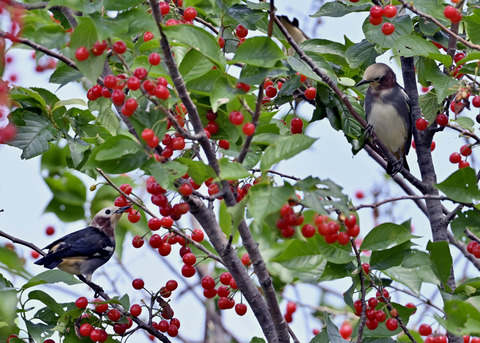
387,159,403,176
364,123,374,139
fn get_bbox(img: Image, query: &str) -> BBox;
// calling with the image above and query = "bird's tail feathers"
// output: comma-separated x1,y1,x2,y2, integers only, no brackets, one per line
34,256,61,269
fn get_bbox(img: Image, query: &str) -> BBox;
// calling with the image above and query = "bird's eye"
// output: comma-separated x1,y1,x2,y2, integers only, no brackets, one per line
374,77,380,81
105,209,111,214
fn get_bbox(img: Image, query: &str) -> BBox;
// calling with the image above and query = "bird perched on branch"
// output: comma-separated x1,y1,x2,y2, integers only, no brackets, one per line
356,63,412,175
278,16,310,56
34,206,130,281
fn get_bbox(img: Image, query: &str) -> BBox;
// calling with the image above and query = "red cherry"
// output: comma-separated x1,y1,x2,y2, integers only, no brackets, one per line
183,7,197,21
381,22,395,35
454,52,466,63
337,231,350,245
108,308,121,321
304,87,316,100
155,85,170,100
229,111,244,125
148,52,161,65
134,67,148,80
218,139,230,150
159,1,170,15
95,301,108,313
141,128,155,142
179,183,193,196
339,322,353,339
111,89,125,106
265,85,277,98
375,310,386,322
132,235,144,248
182,252,196,266
344,214,357,228
201,276,216,290
369,5,384,18
165,279,178,291
236,24,248,38
301,224,316,238
386,318,398,331
113,41,127,54
383,5,397,18
130,304,142,317
104,74,117,88
369,16,383,25
132,278,145,290
472,96,480,108
75,46,89,61
124,98,138,112
415,117,428,130
362,263,370,274
419,323,433,336
460,144,472,156
242,122,255,136
218,36,225,48
181,264,196,277
158,242,172,256
235,303,248,316
436,113,448,126
191,229,204,242
128,210,141,223
45,226,55,236
143,31,154,42
366,318,378,330
286,301,297,314
75,296,88,308
464,336,471,343
79,323,93,337
368,297,378,309
459,160,470,169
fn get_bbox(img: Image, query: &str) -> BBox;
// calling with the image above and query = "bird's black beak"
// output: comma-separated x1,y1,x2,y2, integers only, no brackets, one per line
356,79,369,87
115,206,131,214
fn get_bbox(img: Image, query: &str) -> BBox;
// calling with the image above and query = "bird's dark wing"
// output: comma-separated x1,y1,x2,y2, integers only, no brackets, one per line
35,227,114,269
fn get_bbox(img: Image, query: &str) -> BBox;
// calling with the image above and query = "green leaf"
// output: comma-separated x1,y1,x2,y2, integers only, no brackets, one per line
287,53,337,84
89,96,120,136
312,2,370,18
175,157,216,184
451,210,480,240
440,300,480,336
361,223,418,251
87,135,147,173
464,10,480,46
23,270,82,290
210,76,241,112
247,184,294,224
363,15,413,49
393,36,452,66
163,24,225,68
424,66,458,104
69,17,106,82
219,201,233,237
103,0,143,10
53,99,87,111
298,177,350,216
384,250,438,294
260,134,316,171
44,172,86,206
0,247,30,279
219,158,250,180
273,235,354,271
144,159,175,191
227,200,247,233
324,313,351,342
28,290,65,315
453,117,475,132
435,167,480,203
8,112,56,159
179,48,214,82
427,240,453,287
345,39,378,69
370,241,413,270
419,91,443,124
232,36,285,68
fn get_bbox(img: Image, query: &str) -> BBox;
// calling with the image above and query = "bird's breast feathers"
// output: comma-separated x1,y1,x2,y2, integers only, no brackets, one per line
367,100,407,157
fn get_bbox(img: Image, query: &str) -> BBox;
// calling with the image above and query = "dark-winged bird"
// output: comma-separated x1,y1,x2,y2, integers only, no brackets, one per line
356,63,412,175
35,206,130,281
